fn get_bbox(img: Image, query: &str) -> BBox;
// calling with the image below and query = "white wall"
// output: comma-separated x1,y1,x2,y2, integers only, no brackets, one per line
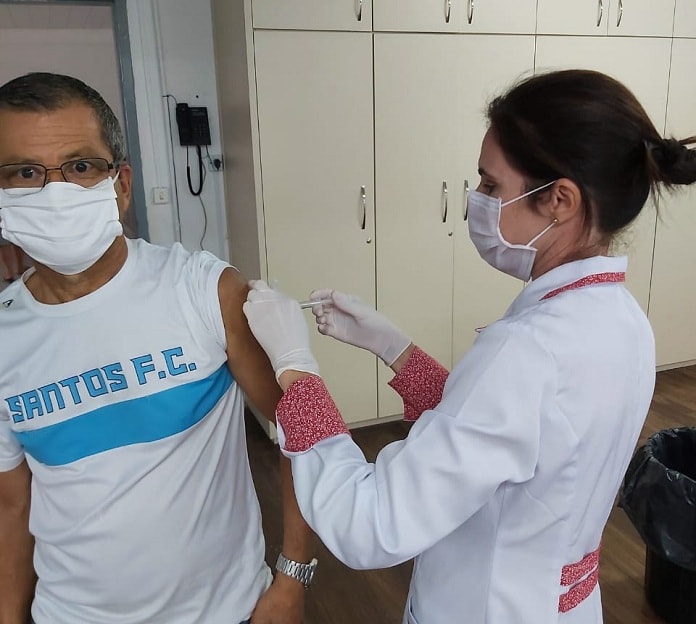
0,28,124,129
126,0,228,260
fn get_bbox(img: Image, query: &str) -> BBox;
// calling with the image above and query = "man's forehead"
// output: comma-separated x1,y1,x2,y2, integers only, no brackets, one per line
0,100,98,123
0,103,108,161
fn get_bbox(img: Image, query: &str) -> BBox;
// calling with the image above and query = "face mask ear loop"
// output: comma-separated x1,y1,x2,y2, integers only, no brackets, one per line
500,179,558,208
527,217,558,247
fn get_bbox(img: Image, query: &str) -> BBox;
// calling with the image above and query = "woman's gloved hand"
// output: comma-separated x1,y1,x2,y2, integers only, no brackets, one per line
309,289,411,366
243,280,320,381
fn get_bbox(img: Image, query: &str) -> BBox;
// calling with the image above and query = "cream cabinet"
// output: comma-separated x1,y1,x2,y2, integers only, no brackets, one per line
213,12,379,428
674,0,696,37
536,0,612,35
648,38,696,367
251,0,371,30
373,0,537,34
374,33,535,416
213,0,696,431
372,0,461,33
606,0,676,37
252,31,379,425
536,0,675,36
373,33,460,418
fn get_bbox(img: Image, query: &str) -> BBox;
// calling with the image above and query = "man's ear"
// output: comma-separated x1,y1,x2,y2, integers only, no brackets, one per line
537,178,583,224
115,163,133,220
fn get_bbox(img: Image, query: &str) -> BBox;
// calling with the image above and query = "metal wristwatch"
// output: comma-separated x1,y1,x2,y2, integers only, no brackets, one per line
275,553,318,587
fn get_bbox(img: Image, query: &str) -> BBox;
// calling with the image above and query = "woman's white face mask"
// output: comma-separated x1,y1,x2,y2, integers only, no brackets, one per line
466,180,557,282
0,175,123,275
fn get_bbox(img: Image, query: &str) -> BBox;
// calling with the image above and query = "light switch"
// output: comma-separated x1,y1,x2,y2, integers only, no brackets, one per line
152,187,170,204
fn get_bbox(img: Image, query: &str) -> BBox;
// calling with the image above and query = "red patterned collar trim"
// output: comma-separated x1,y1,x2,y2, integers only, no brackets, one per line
541,272,626,301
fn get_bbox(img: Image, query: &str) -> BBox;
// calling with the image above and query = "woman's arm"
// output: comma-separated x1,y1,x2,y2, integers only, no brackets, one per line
388,345,449,421
243,282,551,569
274,326,551,569
311,291,449,421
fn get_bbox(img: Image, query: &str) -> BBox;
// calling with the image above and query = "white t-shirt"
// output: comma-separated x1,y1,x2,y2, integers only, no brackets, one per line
0,238,271,624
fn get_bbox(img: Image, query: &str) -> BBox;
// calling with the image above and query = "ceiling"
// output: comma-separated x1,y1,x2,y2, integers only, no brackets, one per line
0,3,112,29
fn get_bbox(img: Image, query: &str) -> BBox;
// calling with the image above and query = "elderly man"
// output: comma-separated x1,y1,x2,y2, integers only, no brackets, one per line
0,73,314,624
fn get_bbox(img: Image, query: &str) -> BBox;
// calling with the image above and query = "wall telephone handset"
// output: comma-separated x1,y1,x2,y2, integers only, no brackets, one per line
175,103,211,146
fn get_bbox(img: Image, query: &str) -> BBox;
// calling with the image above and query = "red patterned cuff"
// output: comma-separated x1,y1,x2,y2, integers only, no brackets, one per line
388,347,449,422
276,375,350,453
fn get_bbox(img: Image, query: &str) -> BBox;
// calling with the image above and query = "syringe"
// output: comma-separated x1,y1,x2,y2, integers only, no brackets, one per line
299,299,331,309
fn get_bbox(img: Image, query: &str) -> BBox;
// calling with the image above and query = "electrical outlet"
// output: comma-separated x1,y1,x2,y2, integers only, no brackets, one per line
206,154,224,172
152,186,170,204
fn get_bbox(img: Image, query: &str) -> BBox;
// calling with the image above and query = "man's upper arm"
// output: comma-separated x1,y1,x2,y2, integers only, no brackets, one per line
218,268,282,422
0,460,31,513
0,417,25,476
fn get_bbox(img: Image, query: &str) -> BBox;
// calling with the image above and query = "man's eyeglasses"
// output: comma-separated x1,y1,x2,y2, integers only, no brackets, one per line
0,158,117,193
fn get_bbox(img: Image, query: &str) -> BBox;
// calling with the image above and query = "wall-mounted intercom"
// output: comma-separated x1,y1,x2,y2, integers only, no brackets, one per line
175,103,211,146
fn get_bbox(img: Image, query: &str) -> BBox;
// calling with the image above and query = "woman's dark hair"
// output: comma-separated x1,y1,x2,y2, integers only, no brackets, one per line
487,69,696,237
0,72,126,163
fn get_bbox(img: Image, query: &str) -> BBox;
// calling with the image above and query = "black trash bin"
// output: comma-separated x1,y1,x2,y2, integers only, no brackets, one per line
620,427,696,624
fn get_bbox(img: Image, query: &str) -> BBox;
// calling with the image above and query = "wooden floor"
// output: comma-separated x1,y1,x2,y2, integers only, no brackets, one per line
246,365,696,623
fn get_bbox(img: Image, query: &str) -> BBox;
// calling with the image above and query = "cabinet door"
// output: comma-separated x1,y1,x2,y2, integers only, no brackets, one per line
674,0,696,38
607,0,675,37
535,36,672,312
374,0,536,33
649,39,696,367
254,31,377,423
373,0,464,33
252,0,371,31
461,0,537,34
451,35,536,361
374,34,536,418
374,34,461,418
536,0,610,35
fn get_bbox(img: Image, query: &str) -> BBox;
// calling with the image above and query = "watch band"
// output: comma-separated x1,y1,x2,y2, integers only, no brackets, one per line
275,553,318,587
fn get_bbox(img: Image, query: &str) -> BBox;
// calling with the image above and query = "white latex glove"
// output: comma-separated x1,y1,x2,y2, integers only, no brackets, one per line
309,289,411,366
243,280,320,381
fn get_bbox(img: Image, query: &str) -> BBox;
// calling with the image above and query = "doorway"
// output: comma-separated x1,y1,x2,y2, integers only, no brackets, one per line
0,0,148,240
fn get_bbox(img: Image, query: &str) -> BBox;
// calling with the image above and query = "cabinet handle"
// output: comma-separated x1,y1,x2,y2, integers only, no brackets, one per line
617,0,623,27
463,179,469,221
360,185,367,230
596,0,604,27
356,0,363,21
468,0,474,24
445,0,452,23
442,181,449,223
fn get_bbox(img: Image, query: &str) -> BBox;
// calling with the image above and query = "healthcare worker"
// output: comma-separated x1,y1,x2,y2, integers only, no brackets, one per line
243,70,696,623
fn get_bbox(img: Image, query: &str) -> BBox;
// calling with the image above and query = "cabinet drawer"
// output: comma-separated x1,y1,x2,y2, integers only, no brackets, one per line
252,0,371,31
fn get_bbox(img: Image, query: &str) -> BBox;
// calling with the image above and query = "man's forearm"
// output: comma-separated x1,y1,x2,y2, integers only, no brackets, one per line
279,454,314,564
0,507,36,624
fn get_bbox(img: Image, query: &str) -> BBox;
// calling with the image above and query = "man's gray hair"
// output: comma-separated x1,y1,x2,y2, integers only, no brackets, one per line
0,72,127,163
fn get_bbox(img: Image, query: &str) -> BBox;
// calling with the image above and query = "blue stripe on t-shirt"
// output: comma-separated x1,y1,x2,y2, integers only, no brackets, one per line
14,365,234,466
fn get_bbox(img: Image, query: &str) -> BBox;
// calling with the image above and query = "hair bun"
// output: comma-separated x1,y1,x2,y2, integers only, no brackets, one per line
654,138,686,166
651,137,696,185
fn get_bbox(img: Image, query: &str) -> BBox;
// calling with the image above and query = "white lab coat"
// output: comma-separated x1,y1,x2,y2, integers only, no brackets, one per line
278,255,655,624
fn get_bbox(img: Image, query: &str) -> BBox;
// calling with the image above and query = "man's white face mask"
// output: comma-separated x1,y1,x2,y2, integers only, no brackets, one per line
0,175,123,275
466,180,557,282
